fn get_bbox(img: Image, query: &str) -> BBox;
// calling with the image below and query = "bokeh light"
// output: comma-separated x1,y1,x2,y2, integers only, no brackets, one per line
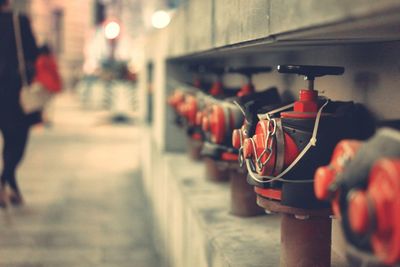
151,10,171,29
104,21,120,39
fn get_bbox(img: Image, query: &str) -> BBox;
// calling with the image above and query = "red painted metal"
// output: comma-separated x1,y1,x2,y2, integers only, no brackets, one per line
245,88,319,200
315,140,400,265
237,66,348,202
245,120,299,176
185,95,198,126
209,81,223,96
221,152,238,161
168,90,185,110
195,111,203,126
281,89,318,118
237,83,255,97
210,105,226,144
349,159,400,265
202,116,210,132
348,190,370,234
232,129,242,149
242,138,254,159
202,104,244,146
314,140,362,217
191,132,202,141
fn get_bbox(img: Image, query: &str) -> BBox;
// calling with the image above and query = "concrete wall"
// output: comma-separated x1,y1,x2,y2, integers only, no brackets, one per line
244,42,400,120
214,0,269,47
165,0,400,58
141,29,170,150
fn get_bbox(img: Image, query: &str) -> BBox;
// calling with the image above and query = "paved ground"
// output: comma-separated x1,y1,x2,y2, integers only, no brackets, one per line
0,93,160,267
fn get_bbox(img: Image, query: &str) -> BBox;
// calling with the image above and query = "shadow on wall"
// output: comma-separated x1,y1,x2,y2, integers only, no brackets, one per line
353,71,380,104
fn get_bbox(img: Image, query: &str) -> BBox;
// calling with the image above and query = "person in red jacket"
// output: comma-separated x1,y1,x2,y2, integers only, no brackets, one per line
35,44,62,126
35,44,62,93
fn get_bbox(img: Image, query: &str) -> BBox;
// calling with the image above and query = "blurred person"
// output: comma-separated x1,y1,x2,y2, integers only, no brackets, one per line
35,44,63,126
0,0,39,207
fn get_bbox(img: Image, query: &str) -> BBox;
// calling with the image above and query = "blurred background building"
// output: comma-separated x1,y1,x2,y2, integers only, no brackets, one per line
11,0,181,89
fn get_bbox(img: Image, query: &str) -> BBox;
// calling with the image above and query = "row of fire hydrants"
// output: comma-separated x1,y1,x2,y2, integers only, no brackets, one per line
168,64,400,267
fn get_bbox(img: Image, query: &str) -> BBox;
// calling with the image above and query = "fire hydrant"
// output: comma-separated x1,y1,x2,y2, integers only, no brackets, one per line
315,128,400,266
201,81,281,216
241,64,375,267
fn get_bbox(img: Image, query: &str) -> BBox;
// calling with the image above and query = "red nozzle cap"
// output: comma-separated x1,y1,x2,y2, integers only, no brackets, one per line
196,112,203,126
209,105,225,144
186,97,197,124
187,102,195,115
210,82,223,96
232,129,242,149
202,117,210,132
314,166,336,200
182,104,189,117
299,89,318,101
348,190,370,235
242,138,254,159
168,91,184,108
237,84,255,97
293,89,318,113
178,104,185,116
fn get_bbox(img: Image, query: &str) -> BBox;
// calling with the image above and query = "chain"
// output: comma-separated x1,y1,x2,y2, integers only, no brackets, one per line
255,119,277,171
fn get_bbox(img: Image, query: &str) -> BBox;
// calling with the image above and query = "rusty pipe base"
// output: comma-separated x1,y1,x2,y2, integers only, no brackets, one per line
204,158,230,182
187,137,203,161
229,166,264,217
257,197,332,267
281,214,332,267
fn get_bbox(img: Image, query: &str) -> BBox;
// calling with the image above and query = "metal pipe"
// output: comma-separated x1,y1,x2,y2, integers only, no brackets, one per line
280,213,332,267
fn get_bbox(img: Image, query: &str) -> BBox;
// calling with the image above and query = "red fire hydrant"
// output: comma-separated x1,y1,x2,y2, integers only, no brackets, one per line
200,66,277,182
241,64,375,267
315,128,400,266
201,100,244,182
201,84,281,216
168,66,228,160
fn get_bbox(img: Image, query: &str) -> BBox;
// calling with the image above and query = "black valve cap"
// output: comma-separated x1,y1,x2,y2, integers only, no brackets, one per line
277,64,344,79
227,66,272,76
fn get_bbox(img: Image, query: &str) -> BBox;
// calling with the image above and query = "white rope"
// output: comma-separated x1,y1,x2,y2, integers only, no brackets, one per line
233,100,246,117
257,103,295,121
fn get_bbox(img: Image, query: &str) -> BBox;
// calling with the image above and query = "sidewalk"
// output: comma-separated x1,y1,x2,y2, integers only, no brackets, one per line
0,93,160,267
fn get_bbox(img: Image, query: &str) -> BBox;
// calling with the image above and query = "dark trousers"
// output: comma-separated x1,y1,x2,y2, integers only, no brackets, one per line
0,124,29,193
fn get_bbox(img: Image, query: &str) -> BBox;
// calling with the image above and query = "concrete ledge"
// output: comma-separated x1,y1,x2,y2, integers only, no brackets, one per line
142,147,280,267
141,135,350,267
